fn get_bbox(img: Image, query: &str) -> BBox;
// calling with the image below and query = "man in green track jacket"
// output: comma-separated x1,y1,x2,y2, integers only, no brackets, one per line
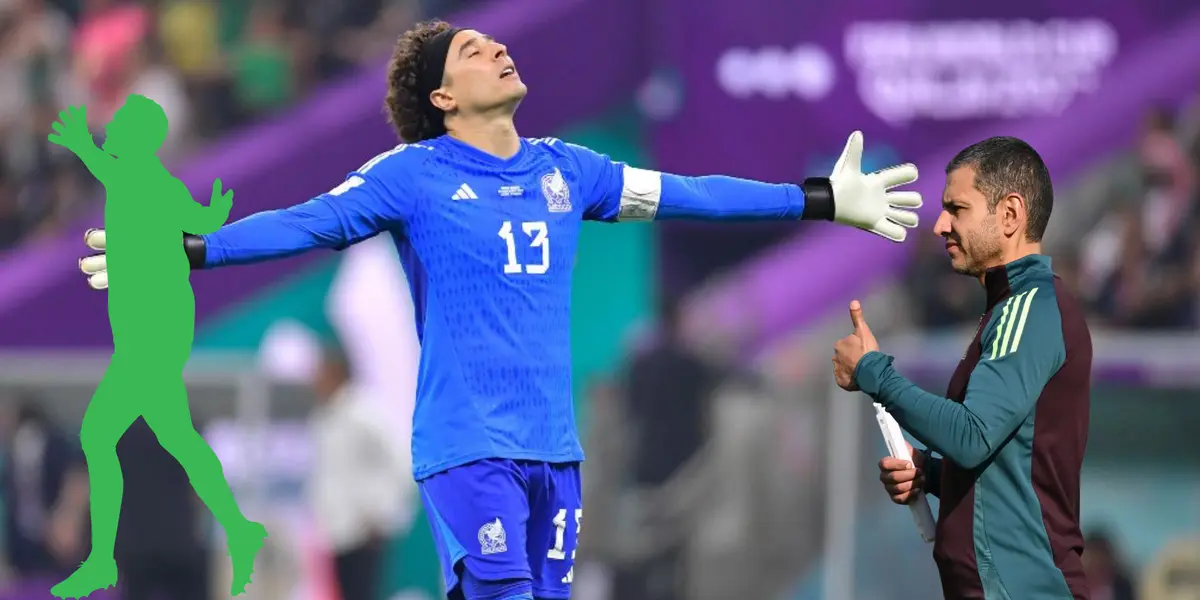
832,136,1093,600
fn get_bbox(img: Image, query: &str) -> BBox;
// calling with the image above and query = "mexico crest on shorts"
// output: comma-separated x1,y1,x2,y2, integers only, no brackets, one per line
541,168,572,213
478,518,507,555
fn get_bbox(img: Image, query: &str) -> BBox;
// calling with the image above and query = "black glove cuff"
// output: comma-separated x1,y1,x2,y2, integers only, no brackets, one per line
183,234,207,270
800,177,836,221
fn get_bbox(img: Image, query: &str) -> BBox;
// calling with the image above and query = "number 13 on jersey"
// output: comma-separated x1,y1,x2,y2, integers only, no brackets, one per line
498,220,549,275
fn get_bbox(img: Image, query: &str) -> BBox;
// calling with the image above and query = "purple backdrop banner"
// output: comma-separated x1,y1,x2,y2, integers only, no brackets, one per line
650,2,1200,351
0,0,646,348
649,1,1195,179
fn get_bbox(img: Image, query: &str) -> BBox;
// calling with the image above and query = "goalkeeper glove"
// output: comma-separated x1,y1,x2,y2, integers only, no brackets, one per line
79,230,208,289
79,229,107,290
803,131,922,242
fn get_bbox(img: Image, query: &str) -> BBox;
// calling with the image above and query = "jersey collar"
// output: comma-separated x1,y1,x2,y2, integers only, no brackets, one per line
983,254,1052,309
438,134,528,168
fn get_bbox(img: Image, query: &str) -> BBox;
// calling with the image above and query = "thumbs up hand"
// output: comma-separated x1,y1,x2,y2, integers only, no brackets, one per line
833,300,880,391
848,299,878,351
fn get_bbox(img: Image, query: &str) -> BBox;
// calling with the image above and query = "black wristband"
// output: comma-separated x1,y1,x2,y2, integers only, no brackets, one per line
183,234,206,270
800,177,835,221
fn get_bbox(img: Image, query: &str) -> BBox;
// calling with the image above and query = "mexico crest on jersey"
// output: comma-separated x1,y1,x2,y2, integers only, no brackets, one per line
541,168,572,213
478,518,507,555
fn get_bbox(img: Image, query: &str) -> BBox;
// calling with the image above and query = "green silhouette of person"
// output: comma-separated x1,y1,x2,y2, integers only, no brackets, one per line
46,96,268,599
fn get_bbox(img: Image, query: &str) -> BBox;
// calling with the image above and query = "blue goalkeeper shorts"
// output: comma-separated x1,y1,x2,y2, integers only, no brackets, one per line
419,458,582,600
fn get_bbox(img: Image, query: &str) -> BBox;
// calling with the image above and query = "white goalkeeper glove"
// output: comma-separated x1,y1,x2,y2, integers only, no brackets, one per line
79,228,108,290
828,131,922,242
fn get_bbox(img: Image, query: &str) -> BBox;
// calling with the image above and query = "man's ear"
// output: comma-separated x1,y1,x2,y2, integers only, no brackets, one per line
1000,193,1025,237
430,89,455,113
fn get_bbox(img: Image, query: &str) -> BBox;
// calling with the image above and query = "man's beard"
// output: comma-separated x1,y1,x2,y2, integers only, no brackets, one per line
952,221,1003,277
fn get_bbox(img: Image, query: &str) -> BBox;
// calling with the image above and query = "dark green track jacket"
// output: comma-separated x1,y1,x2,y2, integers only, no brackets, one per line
856,254,1093,600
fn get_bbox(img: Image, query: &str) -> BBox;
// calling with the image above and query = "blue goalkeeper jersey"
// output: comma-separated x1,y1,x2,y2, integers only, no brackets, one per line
201,134,810,479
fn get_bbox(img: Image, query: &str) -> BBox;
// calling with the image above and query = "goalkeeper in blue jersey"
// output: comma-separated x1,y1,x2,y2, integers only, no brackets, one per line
78,20,922,600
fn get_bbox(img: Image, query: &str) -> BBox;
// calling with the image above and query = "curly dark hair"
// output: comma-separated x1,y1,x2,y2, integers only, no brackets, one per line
385,20,455,143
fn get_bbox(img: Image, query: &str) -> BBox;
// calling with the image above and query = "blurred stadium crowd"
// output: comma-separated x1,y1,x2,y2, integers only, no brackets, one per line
906,100,1200,331
0,2,1197,600
0,0,468,251
575,75,1200,600
574,91,1200,600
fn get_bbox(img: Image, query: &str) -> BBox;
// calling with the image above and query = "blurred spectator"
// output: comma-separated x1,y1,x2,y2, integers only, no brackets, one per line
624,300,718,488
1,395,88,581
1083,528,1138,600
1179,80,1200,146
576,377,632,598
123,39,191,159
158,0,234,138
614,298,721,600
368,0,421,58
904,230,985,329
0,166,29,247
157,0,220,78
1079,107,1199,329
1141,538,1200,600
228,2,296,121
72,0,150,127
1,0,76,132
308,343,412,600
113,417,210,600
0,0,79,244
286,0,384,80
1139,107,1194,213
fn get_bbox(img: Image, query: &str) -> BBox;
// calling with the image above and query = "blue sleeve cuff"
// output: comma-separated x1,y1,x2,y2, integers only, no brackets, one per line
197,233,215,268
854,351,894,396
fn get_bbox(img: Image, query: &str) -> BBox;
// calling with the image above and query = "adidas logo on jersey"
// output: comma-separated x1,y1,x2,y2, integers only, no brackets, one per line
452,183,478,200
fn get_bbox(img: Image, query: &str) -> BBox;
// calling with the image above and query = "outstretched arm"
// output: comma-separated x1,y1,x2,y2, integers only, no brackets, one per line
81,145,424,289
625,168,824,221
569,132,921,241
569,141,816,222
194,174,405,269
195,144,422,268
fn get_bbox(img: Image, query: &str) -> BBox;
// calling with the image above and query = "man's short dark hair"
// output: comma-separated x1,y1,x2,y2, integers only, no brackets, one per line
946,136,1054,242
385,20,455,143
